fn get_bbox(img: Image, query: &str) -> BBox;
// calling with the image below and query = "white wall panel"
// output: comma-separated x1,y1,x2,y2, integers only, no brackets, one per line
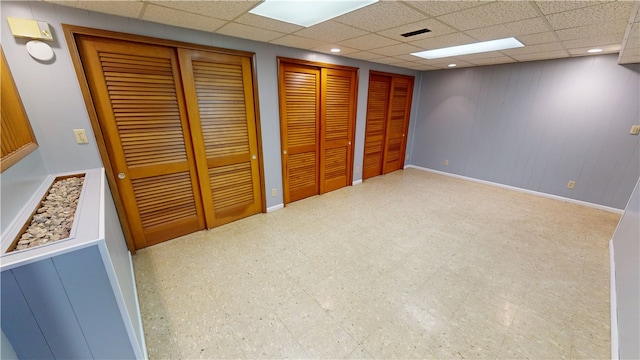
611,179,640,360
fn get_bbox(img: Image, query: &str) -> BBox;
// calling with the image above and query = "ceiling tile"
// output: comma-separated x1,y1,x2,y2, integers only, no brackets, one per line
502,42,566,56
293,21,368,42
618,42,640,64
394,53,426,62
626,21,640,42
546,2,634,30
452,51,514,61
216,22,285,42
337,34,400,51
412,58,472,67
369,56,405,65
142,4,227,32
567,45,621,56
437,2,539,31
466,56,516,66
376,19,456,42
411,64,440,71
427,60,476,69
556,20,628,41
403,1,492,17
392,60,424,68
370,42,423,56
534,1,603,15
562,35,625,50
234,13,303,33
311,44,359,55
618,54,640,65
409,32,476,50
49,0,144,19
333,1,426,32
345,51,386,61
516,32,559,46
399,63,433,71
465,18,550,41
510,50,570,62
147,1,258,20
269,35,327,50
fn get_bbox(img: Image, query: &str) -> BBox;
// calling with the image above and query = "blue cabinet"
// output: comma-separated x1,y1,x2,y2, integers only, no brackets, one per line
1,169,145,359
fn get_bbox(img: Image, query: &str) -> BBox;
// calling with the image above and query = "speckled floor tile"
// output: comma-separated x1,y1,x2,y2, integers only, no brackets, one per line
133,169,619,359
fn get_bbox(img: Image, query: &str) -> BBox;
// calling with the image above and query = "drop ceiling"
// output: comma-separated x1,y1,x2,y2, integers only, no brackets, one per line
46,0,640,71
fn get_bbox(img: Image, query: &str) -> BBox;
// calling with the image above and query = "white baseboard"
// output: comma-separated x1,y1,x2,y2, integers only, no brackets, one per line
352,179,362,186
610,239,619,360
405,165,623,214
267,204,284,213
129,251,148,360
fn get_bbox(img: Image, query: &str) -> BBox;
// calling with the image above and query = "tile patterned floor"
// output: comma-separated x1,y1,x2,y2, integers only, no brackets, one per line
133,169,620,359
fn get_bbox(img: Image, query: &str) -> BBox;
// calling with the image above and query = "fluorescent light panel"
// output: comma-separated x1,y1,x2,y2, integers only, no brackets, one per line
249,0,378,27
412,37,524,60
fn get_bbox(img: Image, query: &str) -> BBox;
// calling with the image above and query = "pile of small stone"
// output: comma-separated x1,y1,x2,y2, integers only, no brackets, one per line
13,176,85,251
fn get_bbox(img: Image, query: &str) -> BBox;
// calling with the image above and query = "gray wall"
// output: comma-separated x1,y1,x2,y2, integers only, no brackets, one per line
409,55,640,210
612,178,639,360
0,1,419,214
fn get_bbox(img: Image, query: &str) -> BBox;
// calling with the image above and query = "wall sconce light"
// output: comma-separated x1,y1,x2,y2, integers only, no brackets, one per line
7,17,55,61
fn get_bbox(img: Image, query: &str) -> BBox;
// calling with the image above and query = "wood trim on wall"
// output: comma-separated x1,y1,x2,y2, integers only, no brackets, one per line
1,47,39,173
370,70,415,80
277,57,359,73
63,24,256,58
63,24,266,253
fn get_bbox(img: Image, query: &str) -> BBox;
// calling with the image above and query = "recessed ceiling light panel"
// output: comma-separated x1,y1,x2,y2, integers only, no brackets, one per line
411,37,524,60
249,0,378,27
587,48,603,53
330,48,341,53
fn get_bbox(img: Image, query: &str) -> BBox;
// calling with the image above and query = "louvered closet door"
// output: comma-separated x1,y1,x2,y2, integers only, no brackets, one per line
362,74,390,180
383,77,414,174
76,36,205,248
178,49,262,227
279,64,320,203
320,68,356,193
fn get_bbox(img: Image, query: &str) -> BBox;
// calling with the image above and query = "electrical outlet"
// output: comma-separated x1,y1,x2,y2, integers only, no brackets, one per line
630,125,640,135
444,159,449,166
271,188,277,197
567,181,575,189
73,129,89,144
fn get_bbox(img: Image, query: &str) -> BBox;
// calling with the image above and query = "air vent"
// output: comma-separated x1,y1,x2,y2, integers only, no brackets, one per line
400,28,431,38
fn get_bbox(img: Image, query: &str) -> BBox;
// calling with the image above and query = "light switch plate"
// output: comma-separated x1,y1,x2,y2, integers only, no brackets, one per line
73,129,89,144
630,125,640,135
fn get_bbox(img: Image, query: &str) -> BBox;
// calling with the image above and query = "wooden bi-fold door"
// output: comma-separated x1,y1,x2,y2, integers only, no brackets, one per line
363,72,414,179
178,49,262,227
74,33,262,249
278,63,320,203
278,59,357,204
